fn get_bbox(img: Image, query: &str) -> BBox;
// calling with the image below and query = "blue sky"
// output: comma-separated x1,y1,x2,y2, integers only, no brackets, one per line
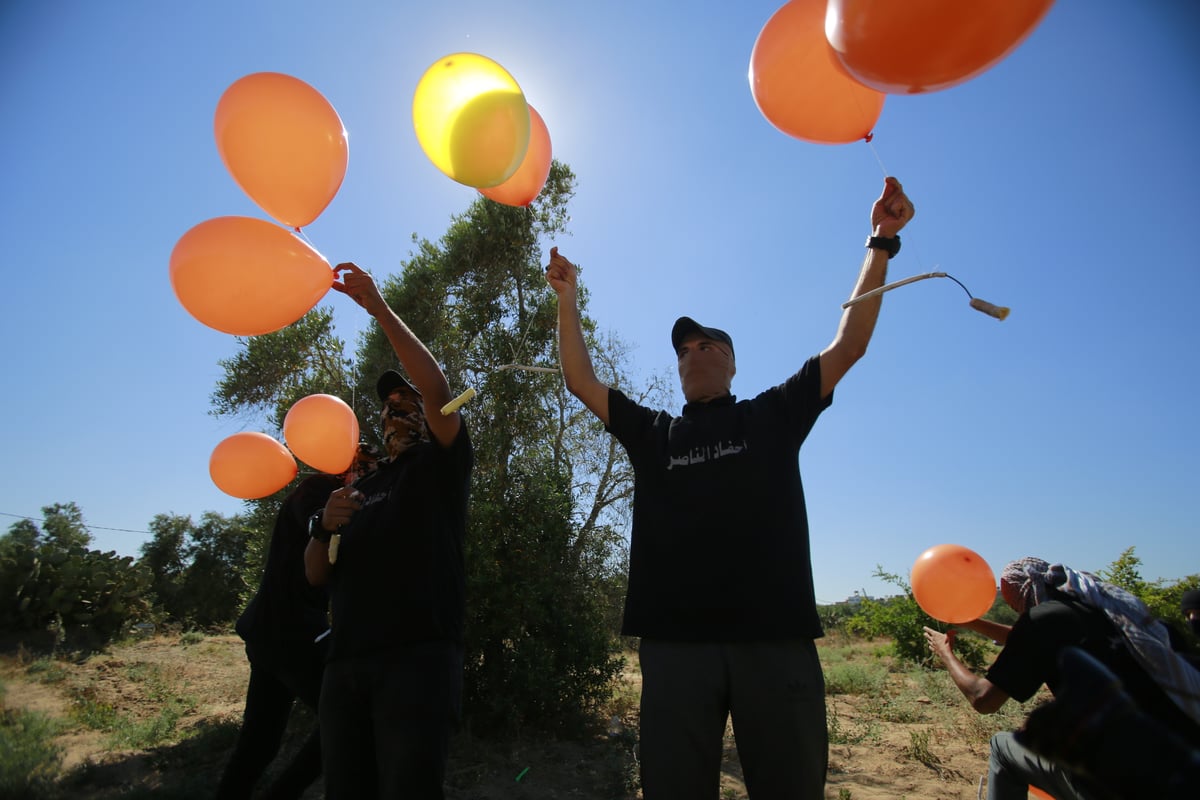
2,0,1197,604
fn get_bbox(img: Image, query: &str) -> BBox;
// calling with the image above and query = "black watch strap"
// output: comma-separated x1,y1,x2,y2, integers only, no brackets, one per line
866,234,901,259
308,511,332,544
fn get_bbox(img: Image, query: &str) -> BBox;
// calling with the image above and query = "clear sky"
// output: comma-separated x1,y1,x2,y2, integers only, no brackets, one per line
2,0,1197,604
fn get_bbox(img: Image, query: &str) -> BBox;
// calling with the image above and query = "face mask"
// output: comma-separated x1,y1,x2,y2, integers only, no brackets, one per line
380,394,429,459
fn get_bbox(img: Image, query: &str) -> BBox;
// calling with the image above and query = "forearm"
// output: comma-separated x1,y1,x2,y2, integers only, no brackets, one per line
304,537,331,586
937,651,1008,714
836,246,891,356
556,291,597,391
819,246,890,396
372,305,451,405
960,618,1013,645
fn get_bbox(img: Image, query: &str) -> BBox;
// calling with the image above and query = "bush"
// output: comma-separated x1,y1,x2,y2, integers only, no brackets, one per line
0,533,153,651
846,567,992,671
0,706,63,799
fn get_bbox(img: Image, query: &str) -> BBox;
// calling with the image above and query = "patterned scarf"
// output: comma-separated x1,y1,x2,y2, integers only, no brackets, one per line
380,393,429,459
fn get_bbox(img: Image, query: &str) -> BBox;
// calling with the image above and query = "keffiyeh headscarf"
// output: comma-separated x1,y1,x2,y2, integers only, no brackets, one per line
1001,556,1053,612
1000,557,1200,727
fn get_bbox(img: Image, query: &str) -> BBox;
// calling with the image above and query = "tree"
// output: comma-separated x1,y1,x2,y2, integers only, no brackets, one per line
1099,546,1146,596
0,504,151,650
1100,547,1200,638
210,161,654,735
139,512,251,629
141,513,190,617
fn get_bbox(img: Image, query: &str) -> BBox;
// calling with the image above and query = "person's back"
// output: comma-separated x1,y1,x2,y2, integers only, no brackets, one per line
988,594,1200,746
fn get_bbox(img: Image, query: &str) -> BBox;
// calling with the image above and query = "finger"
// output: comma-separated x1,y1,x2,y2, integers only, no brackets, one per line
550,246,558,257
878,177,899,203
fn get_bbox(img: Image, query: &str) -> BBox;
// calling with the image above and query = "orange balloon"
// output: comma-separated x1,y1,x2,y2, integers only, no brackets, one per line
209,432,298,499
478,105,552,207
283,394,360,474
170,216,333,336
749,0,885,145
910,544,997,624
214,72,349,228
825,0,1056,95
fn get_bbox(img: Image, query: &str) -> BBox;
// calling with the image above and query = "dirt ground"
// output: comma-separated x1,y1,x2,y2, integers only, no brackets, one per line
1,633,1012,799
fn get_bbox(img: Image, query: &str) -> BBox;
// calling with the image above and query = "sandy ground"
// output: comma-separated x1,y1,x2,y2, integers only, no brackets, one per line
2,633,1022,799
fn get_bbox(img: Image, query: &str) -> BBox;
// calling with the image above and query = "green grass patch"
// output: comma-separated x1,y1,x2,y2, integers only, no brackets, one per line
24,659,68,685
824,661,888,696
0,707,64,799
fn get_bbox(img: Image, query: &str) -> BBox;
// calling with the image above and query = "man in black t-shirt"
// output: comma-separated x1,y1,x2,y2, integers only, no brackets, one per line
924,557,1200,800
304,263,472,800
547,178,916,799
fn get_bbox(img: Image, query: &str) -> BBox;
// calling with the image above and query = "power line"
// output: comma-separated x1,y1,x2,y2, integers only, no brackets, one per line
0,511,151,536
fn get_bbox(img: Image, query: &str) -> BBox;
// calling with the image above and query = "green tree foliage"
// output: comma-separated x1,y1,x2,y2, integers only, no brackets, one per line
211,307,352,433
846,567,992,671
209,161,653,735
140,512,252,629
0,505,151,650
1099,546,1146,596
1100,547,1200,648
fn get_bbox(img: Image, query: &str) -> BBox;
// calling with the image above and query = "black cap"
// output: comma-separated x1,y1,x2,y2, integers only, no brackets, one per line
376,370,420,401
671,317,734,359
1182,589,1200,612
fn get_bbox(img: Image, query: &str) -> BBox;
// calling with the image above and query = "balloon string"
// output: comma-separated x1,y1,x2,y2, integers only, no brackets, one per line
293,226,324,258
866,138,890,180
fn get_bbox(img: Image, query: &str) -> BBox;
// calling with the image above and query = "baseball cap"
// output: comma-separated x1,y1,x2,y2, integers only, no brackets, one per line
1181,589,1200,612
671,316,734,359
376,370,421,400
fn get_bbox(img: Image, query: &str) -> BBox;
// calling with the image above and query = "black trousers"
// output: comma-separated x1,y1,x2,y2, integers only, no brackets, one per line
318,641,463,800
638,639,828,800
215,641,326,800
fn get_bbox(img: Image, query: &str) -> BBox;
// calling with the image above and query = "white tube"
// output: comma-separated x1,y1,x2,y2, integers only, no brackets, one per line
841,272,948,309
440,387,477,415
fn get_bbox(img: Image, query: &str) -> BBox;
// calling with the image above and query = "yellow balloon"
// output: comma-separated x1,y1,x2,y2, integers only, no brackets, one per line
413,53,530,188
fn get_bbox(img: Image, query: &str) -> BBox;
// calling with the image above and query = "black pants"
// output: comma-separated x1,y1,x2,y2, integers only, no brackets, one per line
215,641,326,800
638,639,828,800
319,641,463,800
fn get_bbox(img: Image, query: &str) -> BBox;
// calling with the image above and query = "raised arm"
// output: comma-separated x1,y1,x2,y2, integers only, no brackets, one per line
545,247,610,426
332,262,461,448
819,177,915,399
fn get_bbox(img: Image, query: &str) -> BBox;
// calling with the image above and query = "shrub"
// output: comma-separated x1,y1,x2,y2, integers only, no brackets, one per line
0,707,63,799
846,567,992,671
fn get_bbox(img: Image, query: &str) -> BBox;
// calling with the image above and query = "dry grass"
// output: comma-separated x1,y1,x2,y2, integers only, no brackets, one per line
1,630,1041,799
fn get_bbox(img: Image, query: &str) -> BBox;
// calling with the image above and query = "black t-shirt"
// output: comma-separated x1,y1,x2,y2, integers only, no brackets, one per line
606,356,831,641
988,596,1200,745
326,425,473,659
236,474,342,653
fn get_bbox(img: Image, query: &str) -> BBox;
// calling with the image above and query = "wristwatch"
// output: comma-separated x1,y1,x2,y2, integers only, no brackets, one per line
308,510,333,544
866,234,901,259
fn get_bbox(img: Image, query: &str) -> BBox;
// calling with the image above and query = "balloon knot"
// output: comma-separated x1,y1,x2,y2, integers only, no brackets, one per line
863,131,874,143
